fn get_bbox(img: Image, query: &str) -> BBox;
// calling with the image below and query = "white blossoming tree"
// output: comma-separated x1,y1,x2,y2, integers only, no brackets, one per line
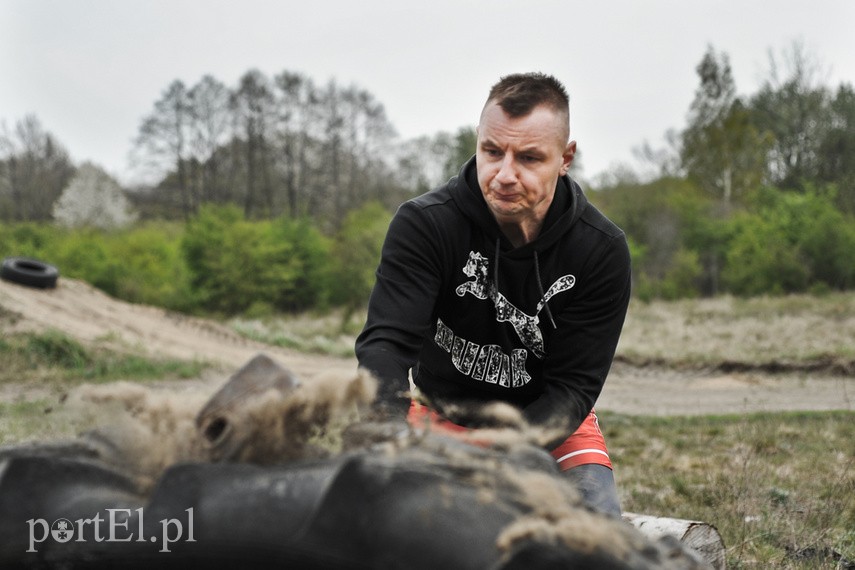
52,162,137,229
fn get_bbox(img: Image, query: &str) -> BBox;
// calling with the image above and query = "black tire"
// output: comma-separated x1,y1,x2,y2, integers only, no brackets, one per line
0,256,59,289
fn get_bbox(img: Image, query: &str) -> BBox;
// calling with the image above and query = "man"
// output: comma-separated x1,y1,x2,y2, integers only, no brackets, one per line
356,73,631,516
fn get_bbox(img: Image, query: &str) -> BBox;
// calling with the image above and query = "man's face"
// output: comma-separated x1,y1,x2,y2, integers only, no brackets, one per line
476,102,575,230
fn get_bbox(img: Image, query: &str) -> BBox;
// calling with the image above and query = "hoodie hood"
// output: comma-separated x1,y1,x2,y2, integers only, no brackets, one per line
450,155,587,257
449,155,590,330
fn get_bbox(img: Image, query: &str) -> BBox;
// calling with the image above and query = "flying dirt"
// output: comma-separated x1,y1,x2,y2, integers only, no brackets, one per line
0,353,715,569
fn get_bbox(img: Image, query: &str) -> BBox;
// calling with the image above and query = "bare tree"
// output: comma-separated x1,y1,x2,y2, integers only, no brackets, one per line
0,115,75,221
274,71,318,217
818,83,855,213
133,80,194,218
349,86,398,206
309,81,400,221
231,70,276,217
188,75,232,204
312,79,345,220
130,69,407,224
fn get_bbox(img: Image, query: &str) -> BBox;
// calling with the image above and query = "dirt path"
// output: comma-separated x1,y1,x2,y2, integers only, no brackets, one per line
599,361,853,415
2,277,853,416
0,277,355,377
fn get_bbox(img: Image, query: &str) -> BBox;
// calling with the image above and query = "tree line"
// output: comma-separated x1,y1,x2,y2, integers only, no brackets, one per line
0,70,474,227
0,115,75,222
591,42,855,298
132,71,395,223
128,70,478,225
1,41,854,306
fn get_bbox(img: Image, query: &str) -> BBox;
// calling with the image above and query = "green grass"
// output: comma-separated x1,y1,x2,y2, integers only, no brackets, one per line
604,411,855,569
0,399,90,445
0,330,211,447
0,329,207,385
228,308,365,358
618,292,855,370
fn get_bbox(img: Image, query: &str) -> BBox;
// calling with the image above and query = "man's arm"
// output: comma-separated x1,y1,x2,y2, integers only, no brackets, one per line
523,232,632,441
355,202,444,418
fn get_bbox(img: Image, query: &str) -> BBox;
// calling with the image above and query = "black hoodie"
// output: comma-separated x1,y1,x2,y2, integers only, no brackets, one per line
356,157,631,439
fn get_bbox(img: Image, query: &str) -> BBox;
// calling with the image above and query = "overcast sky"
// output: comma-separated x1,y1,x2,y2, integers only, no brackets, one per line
2,0,854,186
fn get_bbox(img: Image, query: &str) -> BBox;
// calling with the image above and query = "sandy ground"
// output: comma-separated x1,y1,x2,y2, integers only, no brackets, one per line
2,277,853,416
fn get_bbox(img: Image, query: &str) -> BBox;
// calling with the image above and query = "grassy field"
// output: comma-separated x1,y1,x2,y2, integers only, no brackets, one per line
605,411,854,569
2,292,854,568
0,330,208,444
616,293,855,567
226,292,855,371
618,293,855,371
0,329,206,385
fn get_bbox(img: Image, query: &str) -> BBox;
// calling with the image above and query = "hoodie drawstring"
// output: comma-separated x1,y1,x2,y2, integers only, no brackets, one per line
534,251,558,330
493,238,501,294
494,238,558,331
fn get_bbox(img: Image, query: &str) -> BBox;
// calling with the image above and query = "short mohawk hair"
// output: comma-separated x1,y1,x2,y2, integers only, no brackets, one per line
486,72,569,118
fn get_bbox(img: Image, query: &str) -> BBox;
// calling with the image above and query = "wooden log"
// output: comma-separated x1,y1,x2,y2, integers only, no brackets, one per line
623,512,726,570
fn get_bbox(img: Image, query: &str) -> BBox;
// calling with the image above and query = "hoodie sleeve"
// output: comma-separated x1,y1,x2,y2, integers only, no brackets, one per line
522,230,632,442
355,201,444,418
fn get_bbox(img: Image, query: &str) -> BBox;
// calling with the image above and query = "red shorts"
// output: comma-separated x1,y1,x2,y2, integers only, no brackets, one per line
407,401,611,471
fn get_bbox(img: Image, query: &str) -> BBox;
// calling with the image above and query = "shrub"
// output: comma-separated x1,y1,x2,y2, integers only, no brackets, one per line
53,230,123,296
25,330,90,368
594,177,714,298
267,217,335,311
181,205,335,314
721,212,809,295
0,222,62,261
328,201,392,311
103,222,192,310
722,186,855,295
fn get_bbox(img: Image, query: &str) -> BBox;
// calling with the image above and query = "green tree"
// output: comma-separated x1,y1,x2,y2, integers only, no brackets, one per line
590,177,711,298
53,230,122,296
749,41,831,189
0,221,61,260
443,126,477,181
329,201,392,317
680,46,770,208
816,83,855,213
267,216,334,311
104,223,191,310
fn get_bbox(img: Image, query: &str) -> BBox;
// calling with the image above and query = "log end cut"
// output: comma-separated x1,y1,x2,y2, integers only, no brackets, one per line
623,512,727,570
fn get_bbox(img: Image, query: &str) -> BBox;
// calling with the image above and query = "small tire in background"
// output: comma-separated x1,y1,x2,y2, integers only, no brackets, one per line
1,257,60,289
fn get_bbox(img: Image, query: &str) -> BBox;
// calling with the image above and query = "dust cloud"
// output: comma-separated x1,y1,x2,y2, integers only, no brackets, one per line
63,365,377,488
